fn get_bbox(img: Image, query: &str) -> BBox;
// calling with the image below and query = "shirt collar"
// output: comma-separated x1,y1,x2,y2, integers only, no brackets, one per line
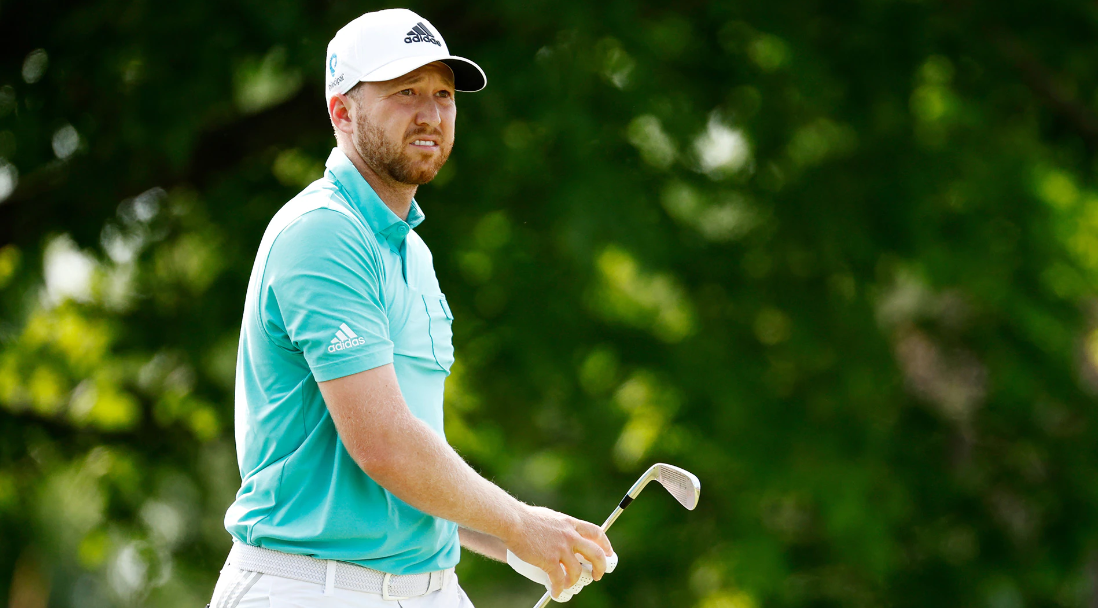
324,148,425,248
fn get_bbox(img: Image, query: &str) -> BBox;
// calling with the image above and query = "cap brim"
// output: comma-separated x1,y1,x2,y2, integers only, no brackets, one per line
361,55,486,92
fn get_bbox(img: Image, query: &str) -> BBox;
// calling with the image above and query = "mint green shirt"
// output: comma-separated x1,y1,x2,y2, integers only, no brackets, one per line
224,148,459,574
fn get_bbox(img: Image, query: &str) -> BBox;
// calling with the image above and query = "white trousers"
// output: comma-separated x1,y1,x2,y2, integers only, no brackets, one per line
209,562,476,608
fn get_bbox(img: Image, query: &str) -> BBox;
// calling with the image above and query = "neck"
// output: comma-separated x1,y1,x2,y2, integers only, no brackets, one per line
340,141,417,221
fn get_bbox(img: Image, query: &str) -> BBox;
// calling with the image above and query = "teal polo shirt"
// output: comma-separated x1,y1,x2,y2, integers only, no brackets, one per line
224,147,459,574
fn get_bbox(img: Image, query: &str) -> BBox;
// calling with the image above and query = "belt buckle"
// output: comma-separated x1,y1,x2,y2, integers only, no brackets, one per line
382,572,413,601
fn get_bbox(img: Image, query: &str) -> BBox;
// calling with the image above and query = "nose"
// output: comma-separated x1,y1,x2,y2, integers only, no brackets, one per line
414,95,442,129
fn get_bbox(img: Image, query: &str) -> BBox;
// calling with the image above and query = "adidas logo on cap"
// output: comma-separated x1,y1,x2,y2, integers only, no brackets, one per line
328,322,366,352
404,22,442,47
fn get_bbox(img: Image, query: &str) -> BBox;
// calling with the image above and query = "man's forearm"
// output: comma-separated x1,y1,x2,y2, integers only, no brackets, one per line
459,527,508,562
364,412,525,541
320,365,526,543
319,364,616,598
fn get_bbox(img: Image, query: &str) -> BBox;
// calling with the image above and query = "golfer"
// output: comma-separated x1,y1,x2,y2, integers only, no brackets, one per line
207,9,612,608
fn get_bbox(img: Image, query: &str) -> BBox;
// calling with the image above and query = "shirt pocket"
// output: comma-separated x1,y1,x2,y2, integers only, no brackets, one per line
422,294,455,374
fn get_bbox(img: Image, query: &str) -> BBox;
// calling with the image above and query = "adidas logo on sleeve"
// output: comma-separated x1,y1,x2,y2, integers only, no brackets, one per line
328,323,366,352
404,22,442,46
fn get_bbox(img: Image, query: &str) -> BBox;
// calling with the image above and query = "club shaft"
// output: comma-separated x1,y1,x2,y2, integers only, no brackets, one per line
600,506,624,531
532,590,553,608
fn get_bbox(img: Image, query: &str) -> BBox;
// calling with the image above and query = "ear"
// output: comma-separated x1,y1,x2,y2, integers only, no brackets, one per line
329,94,354,136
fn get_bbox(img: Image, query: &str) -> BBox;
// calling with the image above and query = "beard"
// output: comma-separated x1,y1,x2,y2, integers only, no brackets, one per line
352,115,452,185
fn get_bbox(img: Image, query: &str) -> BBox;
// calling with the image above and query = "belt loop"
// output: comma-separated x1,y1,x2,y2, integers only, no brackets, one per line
324,560,336,596
382,573,413,601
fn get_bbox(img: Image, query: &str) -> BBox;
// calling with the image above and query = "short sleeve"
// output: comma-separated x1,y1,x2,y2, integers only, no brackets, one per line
262,208,393,381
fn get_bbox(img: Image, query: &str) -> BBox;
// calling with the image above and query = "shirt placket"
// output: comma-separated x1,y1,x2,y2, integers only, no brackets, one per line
385,223,414,289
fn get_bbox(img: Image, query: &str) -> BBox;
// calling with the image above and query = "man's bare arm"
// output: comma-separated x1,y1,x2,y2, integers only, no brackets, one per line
318,364,612,596
320,364,522,541
458,527,507,562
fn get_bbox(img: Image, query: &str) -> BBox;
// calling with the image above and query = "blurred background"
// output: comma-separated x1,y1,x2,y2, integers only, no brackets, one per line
2,0,1098,606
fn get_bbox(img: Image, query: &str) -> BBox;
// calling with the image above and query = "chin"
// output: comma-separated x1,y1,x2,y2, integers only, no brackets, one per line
396,158,447,185
405,173,439,185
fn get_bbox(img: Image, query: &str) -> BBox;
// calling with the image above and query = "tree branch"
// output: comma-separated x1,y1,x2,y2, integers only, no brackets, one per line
988,27,1098,147
0,86,330,247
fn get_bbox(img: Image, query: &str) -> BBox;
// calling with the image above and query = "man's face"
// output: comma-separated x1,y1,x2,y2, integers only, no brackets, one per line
348,62,456,186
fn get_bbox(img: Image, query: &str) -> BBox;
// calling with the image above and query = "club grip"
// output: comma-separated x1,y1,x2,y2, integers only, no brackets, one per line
508,550,617,603
507,550,550,585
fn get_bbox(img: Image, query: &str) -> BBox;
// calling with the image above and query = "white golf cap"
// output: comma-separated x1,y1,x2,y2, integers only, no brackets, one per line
325,8,486,101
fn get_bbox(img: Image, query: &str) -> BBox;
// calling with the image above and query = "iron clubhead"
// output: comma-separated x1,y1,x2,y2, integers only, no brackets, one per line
654,463,701,510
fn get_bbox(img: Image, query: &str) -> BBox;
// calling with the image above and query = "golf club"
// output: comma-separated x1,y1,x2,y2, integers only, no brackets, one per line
525,463,701,607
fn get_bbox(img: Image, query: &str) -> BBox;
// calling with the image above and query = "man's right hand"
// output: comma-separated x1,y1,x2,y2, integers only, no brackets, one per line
505,505,615,599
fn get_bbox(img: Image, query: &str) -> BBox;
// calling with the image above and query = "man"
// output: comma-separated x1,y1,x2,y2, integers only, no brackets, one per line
207,9,613,608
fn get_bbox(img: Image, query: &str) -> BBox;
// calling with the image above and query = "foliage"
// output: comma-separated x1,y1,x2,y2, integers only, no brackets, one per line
3,0,1098,607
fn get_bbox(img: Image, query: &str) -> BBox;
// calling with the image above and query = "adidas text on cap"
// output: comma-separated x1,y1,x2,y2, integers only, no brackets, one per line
325,9,486,102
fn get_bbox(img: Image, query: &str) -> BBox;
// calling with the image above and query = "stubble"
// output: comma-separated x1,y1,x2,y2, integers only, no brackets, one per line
352,114,452,186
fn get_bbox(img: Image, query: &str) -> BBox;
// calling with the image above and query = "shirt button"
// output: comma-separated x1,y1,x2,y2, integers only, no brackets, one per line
397,225,408,235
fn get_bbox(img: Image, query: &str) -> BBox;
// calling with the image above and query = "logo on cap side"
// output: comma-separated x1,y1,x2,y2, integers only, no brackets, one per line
329,54,338,76
404,22,442,47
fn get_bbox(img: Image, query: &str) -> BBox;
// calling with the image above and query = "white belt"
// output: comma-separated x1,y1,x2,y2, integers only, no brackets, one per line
227,542,451,600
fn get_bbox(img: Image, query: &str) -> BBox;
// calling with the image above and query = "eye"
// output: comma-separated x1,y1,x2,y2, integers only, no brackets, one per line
399,89,414,96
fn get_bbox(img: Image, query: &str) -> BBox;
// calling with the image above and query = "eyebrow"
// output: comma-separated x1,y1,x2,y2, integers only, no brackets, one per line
393,73,455,88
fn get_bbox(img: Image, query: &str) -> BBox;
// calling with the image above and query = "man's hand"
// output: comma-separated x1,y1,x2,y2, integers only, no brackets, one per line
505,506,614,599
